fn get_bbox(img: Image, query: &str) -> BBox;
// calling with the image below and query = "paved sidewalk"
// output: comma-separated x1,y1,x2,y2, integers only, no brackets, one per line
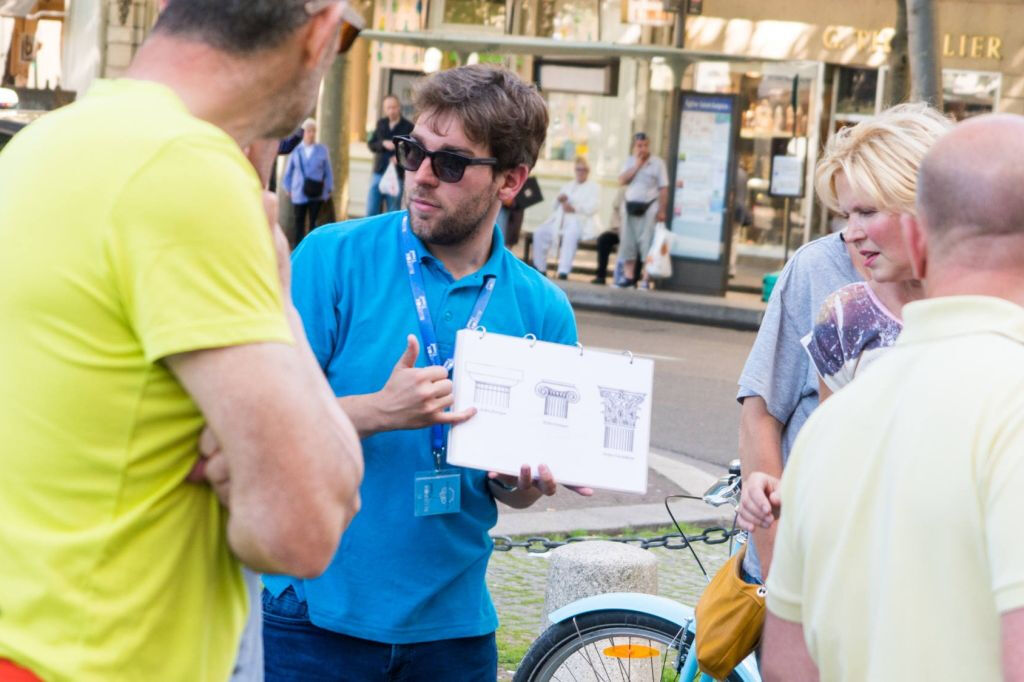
492,449,733,536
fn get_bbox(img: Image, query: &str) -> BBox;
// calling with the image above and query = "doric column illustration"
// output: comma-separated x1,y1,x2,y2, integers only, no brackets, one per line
598,387,646,452
534,381,581,420
466,363,524,411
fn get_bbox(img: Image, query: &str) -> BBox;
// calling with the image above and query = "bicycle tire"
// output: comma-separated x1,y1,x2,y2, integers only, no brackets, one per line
513,609,745,682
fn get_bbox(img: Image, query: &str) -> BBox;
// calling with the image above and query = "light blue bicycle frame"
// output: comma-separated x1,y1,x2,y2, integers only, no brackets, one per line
545,587,760,681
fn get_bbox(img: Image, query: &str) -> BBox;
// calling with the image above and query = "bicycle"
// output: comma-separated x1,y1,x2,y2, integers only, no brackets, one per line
512,461,760,682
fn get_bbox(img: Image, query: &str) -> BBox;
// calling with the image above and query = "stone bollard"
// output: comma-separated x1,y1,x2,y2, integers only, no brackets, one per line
541,540,658,631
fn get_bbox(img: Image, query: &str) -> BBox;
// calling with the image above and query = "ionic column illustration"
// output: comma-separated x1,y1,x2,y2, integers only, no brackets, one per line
466,363,524,411
534,381,581,420
598,387,646,452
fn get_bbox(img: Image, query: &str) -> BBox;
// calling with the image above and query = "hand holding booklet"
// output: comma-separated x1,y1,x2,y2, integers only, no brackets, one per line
446,329,654,494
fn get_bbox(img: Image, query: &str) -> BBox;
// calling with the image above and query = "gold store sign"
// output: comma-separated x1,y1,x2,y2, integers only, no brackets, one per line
823,26,1003,61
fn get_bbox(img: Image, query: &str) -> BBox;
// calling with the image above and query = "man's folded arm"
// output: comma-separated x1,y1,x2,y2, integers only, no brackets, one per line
167,341,363,578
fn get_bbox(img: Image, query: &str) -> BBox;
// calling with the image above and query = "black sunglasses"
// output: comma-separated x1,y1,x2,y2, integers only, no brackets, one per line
393,135,497,183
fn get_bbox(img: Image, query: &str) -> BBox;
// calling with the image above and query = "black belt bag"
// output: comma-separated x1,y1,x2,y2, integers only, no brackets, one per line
625,199,655,216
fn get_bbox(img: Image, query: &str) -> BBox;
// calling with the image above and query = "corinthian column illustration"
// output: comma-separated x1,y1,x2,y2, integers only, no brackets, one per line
598,387,646,452
534,381,581,420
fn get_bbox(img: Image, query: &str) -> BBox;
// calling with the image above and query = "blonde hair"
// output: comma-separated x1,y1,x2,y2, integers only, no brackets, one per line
815,102,953,215
574,156,589,170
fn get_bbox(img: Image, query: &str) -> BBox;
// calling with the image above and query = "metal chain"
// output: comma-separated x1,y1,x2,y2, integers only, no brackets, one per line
490,527,739,554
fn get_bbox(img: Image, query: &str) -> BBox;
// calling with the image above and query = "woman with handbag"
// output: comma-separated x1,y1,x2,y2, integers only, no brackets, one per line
283,118,333,242
532,157,600,278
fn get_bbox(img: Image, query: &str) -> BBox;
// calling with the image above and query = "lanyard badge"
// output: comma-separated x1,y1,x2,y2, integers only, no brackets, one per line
401,215,495,516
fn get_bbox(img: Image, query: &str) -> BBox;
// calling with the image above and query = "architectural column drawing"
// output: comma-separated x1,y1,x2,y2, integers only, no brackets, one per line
534,381,581,420
466,363,524,412
598,387,646,452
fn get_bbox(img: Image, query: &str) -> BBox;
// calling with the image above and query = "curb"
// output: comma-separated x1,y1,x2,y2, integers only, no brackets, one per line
556,281,764,332
492,450,734,537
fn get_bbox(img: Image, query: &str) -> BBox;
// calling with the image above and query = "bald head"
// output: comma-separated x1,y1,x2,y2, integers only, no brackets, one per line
918,114,1024,251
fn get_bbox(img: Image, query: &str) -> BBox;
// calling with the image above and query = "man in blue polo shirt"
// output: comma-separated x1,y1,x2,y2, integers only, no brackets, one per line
262,65,588,680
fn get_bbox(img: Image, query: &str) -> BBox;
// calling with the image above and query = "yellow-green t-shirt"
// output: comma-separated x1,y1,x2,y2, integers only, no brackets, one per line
0,79,293,681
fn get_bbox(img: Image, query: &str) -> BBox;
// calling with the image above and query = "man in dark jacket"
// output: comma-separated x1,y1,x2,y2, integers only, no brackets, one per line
366,94,413,215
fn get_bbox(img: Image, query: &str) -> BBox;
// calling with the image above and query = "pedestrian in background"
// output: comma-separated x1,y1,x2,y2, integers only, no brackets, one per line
762,113,1024,682
366,94,413,215
283,117,333,241
0,1,364,680
590,187,625,285
617,131,668,289
532,156,600,279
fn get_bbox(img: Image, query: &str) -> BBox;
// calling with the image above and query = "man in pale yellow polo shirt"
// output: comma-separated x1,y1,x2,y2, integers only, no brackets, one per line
0,2,364,680
761,114,1024,681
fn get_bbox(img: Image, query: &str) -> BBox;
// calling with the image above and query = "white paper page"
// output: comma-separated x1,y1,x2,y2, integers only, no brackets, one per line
447,329,654,494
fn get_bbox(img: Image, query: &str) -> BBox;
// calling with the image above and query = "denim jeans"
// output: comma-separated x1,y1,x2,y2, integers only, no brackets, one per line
366,172,402,216
262,587,497,682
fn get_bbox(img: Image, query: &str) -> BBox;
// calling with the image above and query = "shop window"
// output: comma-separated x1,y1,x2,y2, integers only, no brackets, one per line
442,0,506,30
544,92,597,162
532,0,600,41
833,66,879,122
943,70,1000,121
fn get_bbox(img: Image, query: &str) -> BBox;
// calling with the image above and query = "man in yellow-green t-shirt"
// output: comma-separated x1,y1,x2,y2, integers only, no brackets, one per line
0,2,364,680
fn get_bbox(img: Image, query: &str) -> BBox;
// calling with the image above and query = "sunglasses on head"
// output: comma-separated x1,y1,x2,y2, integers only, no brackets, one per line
393,136,498,183
304,0,365,54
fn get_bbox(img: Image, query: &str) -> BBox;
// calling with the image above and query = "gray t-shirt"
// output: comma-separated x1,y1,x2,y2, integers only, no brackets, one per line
621,155,669,203
736,232,861,580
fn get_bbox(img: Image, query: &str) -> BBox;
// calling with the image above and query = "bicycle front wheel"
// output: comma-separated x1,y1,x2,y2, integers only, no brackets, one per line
513,609,745,682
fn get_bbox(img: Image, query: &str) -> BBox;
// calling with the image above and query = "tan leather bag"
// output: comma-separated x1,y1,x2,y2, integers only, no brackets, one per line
694,544,766,679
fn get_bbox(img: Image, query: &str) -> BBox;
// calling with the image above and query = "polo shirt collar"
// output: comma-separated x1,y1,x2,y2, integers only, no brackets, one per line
898,296,1024,346
405,213,506,285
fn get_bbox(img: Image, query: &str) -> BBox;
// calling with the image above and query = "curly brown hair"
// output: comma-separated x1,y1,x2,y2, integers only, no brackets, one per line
412,65,548,172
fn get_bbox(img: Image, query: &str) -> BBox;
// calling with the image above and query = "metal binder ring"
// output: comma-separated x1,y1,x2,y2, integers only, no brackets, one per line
622,350,634,364
576,342,584,356
477,326,487,339
524,333,538,347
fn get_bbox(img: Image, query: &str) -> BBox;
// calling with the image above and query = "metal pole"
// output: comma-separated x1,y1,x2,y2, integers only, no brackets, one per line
663,59,686,234
781,196,791,261
907,0,942,106
319,53,349,221
662,6,688,234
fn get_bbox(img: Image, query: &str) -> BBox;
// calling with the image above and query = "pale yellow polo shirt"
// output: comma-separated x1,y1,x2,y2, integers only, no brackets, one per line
0,80,291,681
767,296,1024,680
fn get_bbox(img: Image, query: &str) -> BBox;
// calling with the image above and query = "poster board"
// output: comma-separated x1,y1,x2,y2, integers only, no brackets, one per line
670,93,738,262
447,329,654,494
769,155,804,197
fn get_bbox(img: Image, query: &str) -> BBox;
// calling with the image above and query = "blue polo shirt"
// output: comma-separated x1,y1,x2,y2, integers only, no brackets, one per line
263,210,577,643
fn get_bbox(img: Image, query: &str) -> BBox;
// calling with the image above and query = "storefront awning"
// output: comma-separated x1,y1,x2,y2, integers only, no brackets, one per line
361,29,795,68
0,0,38,17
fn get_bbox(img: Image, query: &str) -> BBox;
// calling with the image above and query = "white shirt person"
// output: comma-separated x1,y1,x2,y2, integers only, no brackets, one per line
532,157,600,279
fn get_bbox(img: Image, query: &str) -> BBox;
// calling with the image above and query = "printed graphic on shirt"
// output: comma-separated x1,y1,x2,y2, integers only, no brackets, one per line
802,282,903,391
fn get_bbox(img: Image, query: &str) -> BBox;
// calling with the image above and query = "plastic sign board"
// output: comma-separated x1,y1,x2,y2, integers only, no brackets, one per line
448,330,654,494
670,93,736,262
769,155,804,198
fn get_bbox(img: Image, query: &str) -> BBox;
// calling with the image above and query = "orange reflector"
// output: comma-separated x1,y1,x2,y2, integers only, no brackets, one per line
602,644,660,659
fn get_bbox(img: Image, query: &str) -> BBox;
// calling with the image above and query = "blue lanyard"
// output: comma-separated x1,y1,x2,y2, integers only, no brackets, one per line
400,215,496,468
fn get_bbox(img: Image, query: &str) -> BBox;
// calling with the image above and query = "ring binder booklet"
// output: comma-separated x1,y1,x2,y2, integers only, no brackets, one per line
446,329,654,494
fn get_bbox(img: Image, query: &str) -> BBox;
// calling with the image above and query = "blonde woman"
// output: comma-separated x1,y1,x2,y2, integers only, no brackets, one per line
804,103,953,401
738,102,953,534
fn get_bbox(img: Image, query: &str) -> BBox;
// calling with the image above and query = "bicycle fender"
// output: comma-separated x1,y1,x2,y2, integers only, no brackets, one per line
546,592,696,631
